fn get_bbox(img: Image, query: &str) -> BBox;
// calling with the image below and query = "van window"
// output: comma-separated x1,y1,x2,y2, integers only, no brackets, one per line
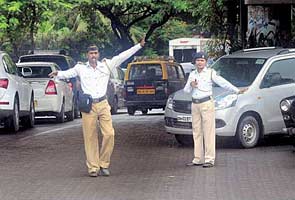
129,64,162,80
262,58,295,87
212,57,265,87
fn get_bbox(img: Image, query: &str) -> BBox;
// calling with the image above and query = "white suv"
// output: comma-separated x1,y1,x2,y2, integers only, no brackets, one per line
0,51,35,132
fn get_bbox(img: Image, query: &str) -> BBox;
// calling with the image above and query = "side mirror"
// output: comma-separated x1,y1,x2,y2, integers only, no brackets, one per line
21,67,32,77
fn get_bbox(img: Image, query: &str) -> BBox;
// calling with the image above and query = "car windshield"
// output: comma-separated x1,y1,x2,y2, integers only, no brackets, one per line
211,57,266,87
129,64,162,80
18,66,52,78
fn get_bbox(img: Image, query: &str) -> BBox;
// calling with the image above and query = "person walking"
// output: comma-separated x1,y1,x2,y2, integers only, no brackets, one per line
184,52,245,168
49,39,145,177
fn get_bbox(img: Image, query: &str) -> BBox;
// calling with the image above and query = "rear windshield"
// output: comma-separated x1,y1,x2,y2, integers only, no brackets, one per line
129,64,163,80
18,66,52,78
20,56,69,70
211,57,266,87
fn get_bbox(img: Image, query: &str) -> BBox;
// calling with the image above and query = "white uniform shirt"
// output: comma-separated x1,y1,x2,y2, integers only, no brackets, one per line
56,44,142,99
183,67,239,99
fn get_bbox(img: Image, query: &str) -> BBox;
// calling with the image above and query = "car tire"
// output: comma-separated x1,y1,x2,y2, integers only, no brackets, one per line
111,97,118,115
236,115,260,148
66,100,74,121
21,95,35,128
4,97,20,132
56,102,65,123
175,134,193,146
141,109,148,115
127,106,135,115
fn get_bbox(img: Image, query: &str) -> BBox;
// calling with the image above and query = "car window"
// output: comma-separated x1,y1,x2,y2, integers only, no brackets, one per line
129,64,162,80
21,66,53,78
176,65,185,79
117,68,125,80
3,55,18,75
212,57,265,87
262,58,295,87
167,65,178,80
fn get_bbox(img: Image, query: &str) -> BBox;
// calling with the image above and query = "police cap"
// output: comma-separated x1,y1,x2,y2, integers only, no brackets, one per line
192,51,208,63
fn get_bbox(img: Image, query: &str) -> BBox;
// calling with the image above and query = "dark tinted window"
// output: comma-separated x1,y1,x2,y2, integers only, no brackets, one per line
212,57,265,87
129,64,162,80
3,55,18,75
19,55,71,70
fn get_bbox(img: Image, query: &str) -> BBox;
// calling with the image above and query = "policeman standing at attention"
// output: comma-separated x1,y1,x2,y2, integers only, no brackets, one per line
184,52,245,168
49,38,145,177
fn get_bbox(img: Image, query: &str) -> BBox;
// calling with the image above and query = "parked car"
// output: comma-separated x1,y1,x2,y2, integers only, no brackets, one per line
280,96,295,146
16,62,74,122
165,47,295,148
107,67,125,114
0,51,35,132
124,56,185,115
18,53,79,118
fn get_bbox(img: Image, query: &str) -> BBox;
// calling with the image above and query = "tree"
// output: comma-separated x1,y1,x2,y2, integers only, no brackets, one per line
77,0,191,51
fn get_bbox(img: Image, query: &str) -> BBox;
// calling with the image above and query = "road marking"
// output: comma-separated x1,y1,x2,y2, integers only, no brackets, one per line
20,122,82,141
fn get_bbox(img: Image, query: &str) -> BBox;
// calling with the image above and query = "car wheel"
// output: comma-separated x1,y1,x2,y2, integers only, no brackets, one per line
56,102,65,123
141,109,148,115
127,106,135,115
236,115,260,148
175,134,193,146
4,97,20,132
66,100,74,121
111,97,118,115
21,96,35,128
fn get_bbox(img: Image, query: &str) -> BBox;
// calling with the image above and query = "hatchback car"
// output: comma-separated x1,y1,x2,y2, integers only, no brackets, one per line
124,56,185,115
18,53,79,118
165,47,295,148
280,96,295,146
108,67,125,114
17,62,74,123
0,51,35,132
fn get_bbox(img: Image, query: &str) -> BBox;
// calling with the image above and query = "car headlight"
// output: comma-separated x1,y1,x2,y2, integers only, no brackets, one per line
215,93,238,110
166,96,174,110
280,99,291,112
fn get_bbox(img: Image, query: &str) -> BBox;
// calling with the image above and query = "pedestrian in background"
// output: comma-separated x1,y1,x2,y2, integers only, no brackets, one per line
49,38,145,177
184,52,245,168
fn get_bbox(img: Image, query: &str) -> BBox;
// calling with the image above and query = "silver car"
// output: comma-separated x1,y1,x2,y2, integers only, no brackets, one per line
165,47,295,148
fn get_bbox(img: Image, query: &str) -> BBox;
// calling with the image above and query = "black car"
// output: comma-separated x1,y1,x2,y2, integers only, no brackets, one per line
280,96,295,146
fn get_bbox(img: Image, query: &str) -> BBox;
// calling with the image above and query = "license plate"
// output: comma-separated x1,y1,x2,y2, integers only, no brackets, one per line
137,89,155,95
177,115,192,122
34,100,38,107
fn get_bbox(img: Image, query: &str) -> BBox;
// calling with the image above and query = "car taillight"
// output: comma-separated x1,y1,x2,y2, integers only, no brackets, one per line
45,80,57,95
0,79,9,89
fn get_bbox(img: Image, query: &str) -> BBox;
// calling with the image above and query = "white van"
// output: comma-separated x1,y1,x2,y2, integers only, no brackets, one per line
165,47,295,148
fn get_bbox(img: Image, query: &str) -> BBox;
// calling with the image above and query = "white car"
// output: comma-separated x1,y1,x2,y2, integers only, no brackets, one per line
0,51,35,132
16,62,74,123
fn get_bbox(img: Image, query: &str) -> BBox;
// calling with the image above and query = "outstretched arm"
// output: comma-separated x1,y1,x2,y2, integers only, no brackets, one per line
106,37,145,69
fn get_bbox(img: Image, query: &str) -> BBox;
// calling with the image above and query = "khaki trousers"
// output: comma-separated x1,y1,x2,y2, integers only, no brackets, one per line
81,99,114,172
191,99,215,164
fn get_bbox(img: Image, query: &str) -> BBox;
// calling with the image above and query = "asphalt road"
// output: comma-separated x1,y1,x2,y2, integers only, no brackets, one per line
0,109,294,200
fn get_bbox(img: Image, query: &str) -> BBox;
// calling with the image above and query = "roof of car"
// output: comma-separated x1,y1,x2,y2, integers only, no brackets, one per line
227,47,295,59
19,54,69,58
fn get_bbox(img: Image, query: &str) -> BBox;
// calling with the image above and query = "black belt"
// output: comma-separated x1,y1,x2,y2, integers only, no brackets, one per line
192,96,211,104
92,95,107,103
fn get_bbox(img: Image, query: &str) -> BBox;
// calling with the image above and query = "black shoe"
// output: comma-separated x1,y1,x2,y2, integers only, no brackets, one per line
202,163,214,168
98,167,110,176
186,162,203,167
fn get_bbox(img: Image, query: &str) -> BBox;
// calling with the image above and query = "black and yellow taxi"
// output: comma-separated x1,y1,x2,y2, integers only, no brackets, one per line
124,56,185,115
